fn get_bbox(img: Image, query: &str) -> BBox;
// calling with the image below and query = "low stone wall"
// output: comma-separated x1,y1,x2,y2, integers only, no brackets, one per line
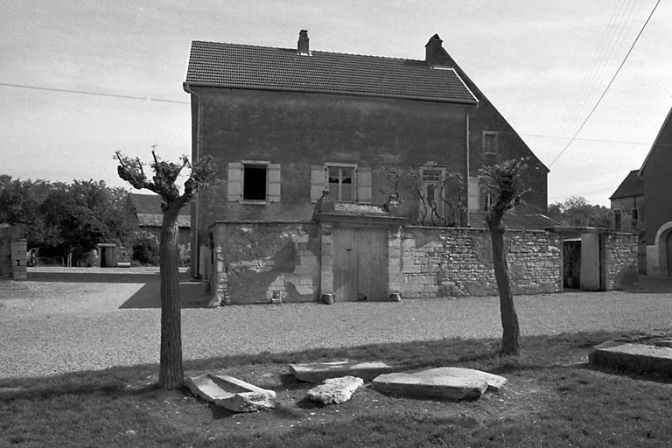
210,221,564,305
391,227,562,299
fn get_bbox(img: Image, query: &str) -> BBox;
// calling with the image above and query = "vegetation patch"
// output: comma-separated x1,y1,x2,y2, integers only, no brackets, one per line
1,331,671,447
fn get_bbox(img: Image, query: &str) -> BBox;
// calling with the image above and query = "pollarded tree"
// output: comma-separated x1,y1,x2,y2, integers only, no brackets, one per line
115,149,217,389
480,158,527,356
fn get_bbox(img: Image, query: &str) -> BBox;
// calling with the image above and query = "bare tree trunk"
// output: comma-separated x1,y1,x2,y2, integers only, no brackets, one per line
488,213,520,356
158,202,184,389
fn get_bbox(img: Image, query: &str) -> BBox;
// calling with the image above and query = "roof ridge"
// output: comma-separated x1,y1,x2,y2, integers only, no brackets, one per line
191,39,425,64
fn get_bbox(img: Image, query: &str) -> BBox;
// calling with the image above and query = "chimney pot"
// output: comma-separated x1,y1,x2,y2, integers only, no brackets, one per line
298,30,310,56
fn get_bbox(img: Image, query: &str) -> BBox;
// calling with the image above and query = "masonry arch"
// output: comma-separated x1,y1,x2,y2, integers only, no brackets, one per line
654,221,672,277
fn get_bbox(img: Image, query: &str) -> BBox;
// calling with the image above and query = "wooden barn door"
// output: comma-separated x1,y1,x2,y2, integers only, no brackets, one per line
333,227,388,302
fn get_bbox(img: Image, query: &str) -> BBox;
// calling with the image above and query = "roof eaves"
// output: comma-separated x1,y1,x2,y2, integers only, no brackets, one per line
184,82,478,105
639,105,672,177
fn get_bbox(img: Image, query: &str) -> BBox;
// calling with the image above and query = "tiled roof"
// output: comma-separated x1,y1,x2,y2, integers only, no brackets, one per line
127,193,190,228
610,170,644,200
185,40,477,104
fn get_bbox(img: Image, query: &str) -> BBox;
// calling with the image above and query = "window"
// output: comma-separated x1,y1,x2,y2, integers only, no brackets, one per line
227,161,281,203
328,165,354,202
422,168,442,206
614,210,622,230
483,131,498,154
310,164,372,204
243,164,267,201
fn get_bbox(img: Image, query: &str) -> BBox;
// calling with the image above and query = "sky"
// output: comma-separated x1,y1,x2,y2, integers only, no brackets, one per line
1,0,670,207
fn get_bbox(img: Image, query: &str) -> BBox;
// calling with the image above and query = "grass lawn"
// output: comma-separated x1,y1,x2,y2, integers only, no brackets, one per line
1,331,671,447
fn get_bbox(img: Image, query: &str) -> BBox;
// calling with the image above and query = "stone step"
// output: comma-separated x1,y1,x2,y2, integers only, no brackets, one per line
185,373,276,413
290,360,395,383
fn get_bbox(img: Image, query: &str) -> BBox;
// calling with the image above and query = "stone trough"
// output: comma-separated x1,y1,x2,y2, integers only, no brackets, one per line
185,373,276,413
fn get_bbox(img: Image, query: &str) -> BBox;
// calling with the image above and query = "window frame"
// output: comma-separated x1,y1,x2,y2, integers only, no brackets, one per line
326,163,357,203
242,161,269,202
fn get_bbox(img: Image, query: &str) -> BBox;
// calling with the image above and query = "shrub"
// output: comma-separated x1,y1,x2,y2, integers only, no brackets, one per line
130,231,160,266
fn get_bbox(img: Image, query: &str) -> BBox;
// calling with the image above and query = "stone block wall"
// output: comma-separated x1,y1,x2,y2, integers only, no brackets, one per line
209,221,564,305
0,226,27,280
211,222,321,305
604,232,638,290
391,227,562,299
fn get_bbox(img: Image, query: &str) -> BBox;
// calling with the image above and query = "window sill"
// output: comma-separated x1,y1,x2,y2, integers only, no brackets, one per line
240,200,269,205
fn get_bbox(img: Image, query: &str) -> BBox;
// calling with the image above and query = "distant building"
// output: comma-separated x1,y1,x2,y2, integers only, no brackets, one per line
609,170,644,232
609,169,645,274
125,192,191,248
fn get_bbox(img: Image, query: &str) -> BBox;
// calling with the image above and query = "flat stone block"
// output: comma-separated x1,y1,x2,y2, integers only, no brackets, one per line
185,373,276,413
372,367,503,400
589,341,672,376
290,360,395,383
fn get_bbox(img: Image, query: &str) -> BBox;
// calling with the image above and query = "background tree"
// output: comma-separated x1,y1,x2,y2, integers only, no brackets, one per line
480,159,527,356
547,196,611,228
115,150,217,389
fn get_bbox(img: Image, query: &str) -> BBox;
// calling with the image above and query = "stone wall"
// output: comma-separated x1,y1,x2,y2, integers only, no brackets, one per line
605,232,638,290
211,222,321,305
210,221,564,305
390,226,562,299
0,226,27,280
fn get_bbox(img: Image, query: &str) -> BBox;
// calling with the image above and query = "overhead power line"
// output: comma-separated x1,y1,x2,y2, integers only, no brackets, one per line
0,82,189,104
548,0,661,167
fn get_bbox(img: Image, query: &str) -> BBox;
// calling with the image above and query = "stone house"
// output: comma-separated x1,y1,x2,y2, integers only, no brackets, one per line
182,31,564,304
609,170,645,274
639,106,672,277
125,193,191,263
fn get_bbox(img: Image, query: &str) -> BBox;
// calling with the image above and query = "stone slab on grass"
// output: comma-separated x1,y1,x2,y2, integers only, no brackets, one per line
307,376,364,405
185,373,276,413
589,341,672,376
290,360,395,383
372,367,507,401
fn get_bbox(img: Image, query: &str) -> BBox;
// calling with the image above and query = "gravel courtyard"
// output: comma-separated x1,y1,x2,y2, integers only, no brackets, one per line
1,268,671,380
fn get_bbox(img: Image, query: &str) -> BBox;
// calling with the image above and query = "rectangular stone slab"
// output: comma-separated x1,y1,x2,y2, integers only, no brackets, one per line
290,360,395,382
185,373,276,412
589,342,672,376
373,369,488,401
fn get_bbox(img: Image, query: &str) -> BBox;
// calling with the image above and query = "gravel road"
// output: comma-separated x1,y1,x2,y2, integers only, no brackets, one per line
1,268,671,379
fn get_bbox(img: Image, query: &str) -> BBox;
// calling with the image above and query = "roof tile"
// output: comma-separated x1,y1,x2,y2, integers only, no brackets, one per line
185,40,477,104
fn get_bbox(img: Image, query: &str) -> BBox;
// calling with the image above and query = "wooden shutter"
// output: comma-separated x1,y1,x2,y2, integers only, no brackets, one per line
227,162,242,202
267,163,281,203
356,167,372,204
467,176,480,211
310,165,327,202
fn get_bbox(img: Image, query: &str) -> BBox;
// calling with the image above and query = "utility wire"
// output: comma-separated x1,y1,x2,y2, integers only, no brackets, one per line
548,0,661,167
0,82,189,104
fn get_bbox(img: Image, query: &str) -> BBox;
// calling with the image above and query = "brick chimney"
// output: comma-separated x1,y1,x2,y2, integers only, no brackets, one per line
425,34,449,66
298,30,310,56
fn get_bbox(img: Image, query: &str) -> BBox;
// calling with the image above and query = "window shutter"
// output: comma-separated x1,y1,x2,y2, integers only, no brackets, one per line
267,163,281,203
356,167,372,204
310,165,327,202
468,176,480,211
227,162,242,202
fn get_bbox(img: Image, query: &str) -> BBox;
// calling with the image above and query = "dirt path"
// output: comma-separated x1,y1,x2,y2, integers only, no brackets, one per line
1,268,671,379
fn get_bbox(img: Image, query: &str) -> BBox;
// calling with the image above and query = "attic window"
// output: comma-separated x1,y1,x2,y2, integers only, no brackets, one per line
483,132,498,154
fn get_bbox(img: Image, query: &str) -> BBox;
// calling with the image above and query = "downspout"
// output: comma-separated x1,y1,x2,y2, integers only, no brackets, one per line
183,82,201,279
465,109,470,227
